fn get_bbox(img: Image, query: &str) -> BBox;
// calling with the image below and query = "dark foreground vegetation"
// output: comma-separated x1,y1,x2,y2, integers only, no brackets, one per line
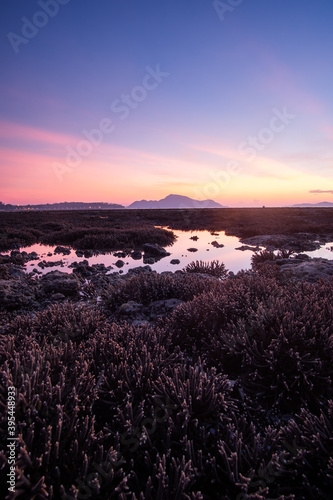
1,207,333,251
0,210,333,498
0,252,333,499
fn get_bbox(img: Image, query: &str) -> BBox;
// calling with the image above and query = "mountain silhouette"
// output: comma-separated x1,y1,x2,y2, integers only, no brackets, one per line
292,201,333,207
127,194,226,209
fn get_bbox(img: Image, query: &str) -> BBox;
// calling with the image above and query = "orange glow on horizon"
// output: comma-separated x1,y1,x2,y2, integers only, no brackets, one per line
1,119,332,207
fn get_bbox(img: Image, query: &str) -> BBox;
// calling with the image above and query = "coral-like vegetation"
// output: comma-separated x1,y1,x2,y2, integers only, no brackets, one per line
0,211,176,252
102,271,218,311
167,273,333,413
184,260,228,279
1,207,333,251
1,232,333,497
251,249,292,269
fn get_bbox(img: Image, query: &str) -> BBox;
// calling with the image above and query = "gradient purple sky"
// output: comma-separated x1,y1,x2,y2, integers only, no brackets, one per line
1,0,333,207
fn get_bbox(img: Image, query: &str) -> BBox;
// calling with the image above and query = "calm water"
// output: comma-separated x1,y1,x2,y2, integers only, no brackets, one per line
3,229,333,276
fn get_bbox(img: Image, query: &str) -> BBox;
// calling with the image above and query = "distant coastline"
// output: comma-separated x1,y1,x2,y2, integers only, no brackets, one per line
0,201,124,211
1,197,333,211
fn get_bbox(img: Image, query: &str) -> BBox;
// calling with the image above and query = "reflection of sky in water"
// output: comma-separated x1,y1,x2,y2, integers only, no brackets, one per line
3,230,333,276
152,229,261,274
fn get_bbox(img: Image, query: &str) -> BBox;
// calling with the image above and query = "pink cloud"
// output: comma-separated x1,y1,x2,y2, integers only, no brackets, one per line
0,121,77,147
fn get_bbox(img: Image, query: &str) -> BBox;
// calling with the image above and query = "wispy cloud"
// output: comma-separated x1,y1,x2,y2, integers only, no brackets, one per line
309,189,333,194
189,142,299,180
0,121,78,147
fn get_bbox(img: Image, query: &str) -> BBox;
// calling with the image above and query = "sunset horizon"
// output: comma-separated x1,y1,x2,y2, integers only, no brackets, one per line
1,192,333,209
1,1,333,208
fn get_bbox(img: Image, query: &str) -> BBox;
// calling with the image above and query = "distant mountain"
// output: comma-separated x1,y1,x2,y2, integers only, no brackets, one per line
127,194,226,209
292,201,333,208
0,201,124,211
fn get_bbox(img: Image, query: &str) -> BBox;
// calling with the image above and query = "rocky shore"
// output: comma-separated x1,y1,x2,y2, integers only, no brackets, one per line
1,228,333,499
1,232,333,324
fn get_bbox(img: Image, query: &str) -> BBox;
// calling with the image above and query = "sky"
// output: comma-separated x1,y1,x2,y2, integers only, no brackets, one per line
1,0,333,207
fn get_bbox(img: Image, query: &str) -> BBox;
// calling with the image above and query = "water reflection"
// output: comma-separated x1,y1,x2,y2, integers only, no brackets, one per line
152,229,263,274
3,229,333,276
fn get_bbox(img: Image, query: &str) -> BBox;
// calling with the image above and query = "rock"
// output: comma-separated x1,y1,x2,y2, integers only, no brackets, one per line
84,250,94,258
114,251,127,258
190,236,199,241
38,260,63,269
142,243,170,258
72,261,95,277
235,245,261,252
277,258,333,283
128,266,152,274
50,293,66,301
0,279,35,310
40,271,80,297
211,241,224,248
115,259,125,268
240,234,321,252
26,251,39,261
275,258,291,266
294,254,311,260
170,259,180,265
91,263,107,272
148,298,184,320
54,246,71,255
187,248,198,252
72,259,89,268
117,301,144,318
143,257,155,265
116,297,184,323
131,250,142,260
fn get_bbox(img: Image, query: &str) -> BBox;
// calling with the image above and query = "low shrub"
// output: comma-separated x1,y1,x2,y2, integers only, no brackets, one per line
103,271,219,310
7,302,108,343
184,259,228,279
43,226,175,251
